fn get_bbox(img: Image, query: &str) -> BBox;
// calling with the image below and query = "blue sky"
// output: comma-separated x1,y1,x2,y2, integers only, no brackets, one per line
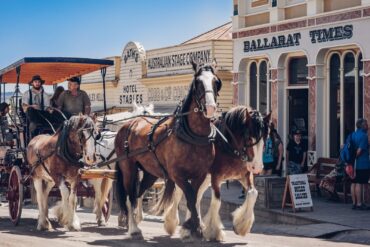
0,0,232,69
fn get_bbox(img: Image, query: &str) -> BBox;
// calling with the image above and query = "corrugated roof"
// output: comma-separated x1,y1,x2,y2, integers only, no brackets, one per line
181,22,232,45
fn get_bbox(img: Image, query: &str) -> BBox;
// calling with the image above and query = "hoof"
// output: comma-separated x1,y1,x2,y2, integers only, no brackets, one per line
37,223,52,231
192,227,203,239
180,227,193,242
130,231,143,240
97,219,106,227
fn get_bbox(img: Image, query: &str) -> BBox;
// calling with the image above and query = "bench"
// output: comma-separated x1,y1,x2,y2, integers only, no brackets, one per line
307,157,350,203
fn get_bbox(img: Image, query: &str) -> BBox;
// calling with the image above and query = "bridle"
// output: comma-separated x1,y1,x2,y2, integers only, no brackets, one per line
215,110,265,162
192,73,221,116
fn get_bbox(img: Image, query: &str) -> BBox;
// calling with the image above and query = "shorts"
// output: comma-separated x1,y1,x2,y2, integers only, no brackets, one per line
263,162,274,170
351,169,370,184
288,161,302,175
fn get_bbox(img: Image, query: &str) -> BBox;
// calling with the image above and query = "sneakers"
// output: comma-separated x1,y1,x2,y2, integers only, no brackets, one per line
352,204,369,210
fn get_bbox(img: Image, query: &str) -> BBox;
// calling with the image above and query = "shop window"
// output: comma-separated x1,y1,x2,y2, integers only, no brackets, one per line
259,61,268,114
289,57,308,85
249,62,257,109
248,60,270,114
328,51,363,158
329,54,340,158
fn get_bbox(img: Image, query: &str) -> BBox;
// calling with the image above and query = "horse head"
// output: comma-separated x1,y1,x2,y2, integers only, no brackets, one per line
191,61,222,118
245,110,271,174
60,114,99,166
221,106,270,174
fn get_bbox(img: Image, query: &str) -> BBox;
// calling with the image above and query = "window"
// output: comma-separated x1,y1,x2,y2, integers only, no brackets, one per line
328,51,363,158
248,59,270,114
289,57,308,85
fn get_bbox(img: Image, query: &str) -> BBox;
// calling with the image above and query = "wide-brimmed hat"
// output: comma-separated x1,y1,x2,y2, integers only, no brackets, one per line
67,77,81,85
292,129,302,135
29,75,45,85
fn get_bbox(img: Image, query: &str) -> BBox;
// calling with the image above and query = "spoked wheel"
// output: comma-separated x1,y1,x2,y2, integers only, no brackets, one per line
8,166,24,226
102,189,113,222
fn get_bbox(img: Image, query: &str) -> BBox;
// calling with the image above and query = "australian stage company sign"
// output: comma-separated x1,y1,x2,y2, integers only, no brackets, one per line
147,49,211,70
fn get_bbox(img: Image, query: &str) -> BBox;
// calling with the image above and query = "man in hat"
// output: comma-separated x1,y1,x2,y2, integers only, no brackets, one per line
57,77,91,118
22,75,52,136
0,102,14,146
286,129,307,175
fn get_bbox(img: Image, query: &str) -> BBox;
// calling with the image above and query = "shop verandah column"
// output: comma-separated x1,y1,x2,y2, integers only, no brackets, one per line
308,65,317,151
232,72,239,106
363,60,370,141
270,68,278,127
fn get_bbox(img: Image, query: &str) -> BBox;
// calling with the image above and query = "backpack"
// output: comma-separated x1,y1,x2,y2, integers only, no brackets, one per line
340,133,356,164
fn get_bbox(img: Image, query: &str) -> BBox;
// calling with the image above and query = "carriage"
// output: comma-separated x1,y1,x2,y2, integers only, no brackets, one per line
0,57,116,226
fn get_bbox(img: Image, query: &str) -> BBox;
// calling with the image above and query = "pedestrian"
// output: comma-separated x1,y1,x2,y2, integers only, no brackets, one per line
350,118,370,210
286,129,307,175
57,77,91,118
262,127,274,175
50,86,64,108
270,124,284,176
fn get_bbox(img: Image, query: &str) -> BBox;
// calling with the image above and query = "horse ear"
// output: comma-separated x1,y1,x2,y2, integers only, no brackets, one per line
191,60,198,73
132,101,138,111
264,112,272,124
147,103,154,112
90,112,98,123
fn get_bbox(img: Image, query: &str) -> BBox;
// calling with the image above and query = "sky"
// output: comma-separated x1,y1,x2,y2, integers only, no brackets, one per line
0,0,232,69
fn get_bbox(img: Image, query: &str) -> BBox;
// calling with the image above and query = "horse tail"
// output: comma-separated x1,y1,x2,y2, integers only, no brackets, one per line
150,179,176,216
115,162,128,215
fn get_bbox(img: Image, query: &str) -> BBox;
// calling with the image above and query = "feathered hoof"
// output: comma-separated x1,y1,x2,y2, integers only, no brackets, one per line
37,219,53,231
180,228,193,243
97,219,106,227
164,215,179,235
203,227,225,242
129,230,143,240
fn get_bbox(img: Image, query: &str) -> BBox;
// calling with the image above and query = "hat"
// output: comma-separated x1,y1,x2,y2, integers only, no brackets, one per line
292,129,302,135
0,102,9,113
29,75,45,85
68,77,81,85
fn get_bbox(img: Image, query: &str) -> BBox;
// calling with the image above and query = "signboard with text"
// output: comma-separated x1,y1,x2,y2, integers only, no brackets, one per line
282,174,313,212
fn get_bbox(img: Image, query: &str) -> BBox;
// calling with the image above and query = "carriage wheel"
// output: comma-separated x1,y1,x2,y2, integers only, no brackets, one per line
102,189,113,222
8,166,24,226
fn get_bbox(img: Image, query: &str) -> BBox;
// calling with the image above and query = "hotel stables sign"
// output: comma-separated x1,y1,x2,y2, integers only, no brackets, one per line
243,24,353,53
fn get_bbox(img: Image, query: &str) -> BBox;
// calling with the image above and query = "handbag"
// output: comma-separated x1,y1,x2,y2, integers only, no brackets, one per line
345,163,356,179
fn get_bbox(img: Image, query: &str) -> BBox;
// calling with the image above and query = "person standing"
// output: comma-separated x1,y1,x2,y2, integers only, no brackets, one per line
57,77,91,118
262,129,274,175
350,118,370,210
0,102,14,146
270,125,284,176
286,129,307,175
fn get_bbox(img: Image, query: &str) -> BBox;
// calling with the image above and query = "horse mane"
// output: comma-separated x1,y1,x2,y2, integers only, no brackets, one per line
56,116,95,166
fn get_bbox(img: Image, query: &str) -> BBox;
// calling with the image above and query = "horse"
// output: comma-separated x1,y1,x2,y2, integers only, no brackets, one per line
115,61,222,240
155,106,270,241
90,103,156,226
26,115,98,231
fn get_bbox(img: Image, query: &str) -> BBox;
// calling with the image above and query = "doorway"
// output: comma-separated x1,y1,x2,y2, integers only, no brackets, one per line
288,89,308,147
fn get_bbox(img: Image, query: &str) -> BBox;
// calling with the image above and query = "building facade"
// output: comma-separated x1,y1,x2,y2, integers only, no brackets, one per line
233,0,370,162
82,23,234,113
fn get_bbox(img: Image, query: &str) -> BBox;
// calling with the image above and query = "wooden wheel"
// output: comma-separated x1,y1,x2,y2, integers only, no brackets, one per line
8,166,24,226
102,188,113,222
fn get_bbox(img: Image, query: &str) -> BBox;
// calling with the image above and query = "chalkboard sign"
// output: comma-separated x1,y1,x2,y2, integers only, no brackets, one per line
282,174,313,212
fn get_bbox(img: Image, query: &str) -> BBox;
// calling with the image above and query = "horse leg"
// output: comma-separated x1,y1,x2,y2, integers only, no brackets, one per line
185,175,211,227
202,177,224,241
67,181,81,231
123,163,143,239
135,171,157,224
91,178,104,226
178,176,205,240
42,180,55,230
163,185,183,235
53,179,70,228
232,172,257,236
34,178,53,231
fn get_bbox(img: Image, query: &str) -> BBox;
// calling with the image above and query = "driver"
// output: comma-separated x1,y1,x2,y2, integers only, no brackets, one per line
22,75,54,136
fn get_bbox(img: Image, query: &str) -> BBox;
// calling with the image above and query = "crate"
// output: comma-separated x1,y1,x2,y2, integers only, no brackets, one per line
255,175,286,209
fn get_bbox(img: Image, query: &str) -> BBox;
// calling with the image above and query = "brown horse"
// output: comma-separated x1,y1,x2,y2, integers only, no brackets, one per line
158,106,270,241
115,62,222,240
27,115,98,231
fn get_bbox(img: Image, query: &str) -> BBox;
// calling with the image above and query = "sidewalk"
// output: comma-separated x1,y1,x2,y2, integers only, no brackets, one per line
193,180,370,242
